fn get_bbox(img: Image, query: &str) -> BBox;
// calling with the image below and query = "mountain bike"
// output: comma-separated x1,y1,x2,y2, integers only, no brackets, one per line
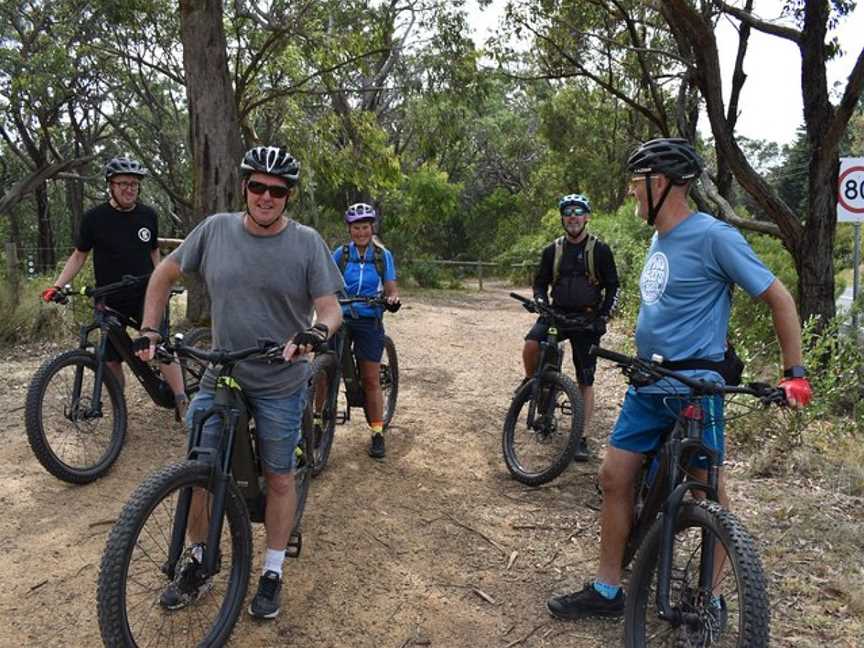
307,294,399,475
97,339,313,648
503,293,587,486
25,274,210,484
591,345,785,647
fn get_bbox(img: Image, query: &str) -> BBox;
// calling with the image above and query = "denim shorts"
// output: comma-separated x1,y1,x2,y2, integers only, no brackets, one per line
610,386,725,468
186,385,308,474
345,317,385,363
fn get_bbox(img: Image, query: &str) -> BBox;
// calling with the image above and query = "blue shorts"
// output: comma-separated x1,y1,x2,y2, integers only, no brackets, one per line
186,385,307,474
610,387,725,468
345,317,385,363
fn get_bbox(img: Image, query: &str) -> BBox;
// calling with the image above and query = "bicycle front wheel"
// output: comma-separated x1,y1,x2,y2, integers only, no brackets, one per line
363,335,399,429
502,370,584,486
308,353,338,476
625,500,770,647
97,460,252,648
25,350,127,484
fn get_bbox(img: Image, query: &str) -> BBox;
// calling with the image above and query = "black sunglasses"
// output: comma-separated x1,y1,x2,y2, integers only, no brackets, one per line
247,180,292,199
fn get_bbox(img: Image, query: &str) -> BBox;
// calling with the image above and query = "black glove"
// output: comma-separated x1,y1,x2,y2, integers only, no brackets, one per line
592,316,608,336
385,301,401,313
292,323,329,352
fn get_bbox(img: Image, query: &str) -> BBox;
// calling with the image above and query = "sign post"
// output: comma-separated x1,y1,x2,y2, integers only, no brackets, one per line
838,157,864,329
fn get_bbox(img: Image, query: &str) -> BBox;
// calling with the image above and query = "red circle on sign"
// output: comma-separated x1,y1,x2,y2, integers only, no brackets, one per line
838,165,864,214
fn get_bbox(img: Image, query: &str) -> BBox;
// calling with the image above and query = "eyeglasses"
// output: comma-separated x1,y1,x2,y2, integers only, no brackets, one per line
561,207,587,217
247,180,292,199
111,180,140,190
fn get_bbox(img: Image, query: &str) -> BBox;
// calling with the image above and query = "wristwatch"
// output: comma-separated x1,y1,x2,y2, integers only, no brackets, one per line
782,365,807,379
140,326,163,341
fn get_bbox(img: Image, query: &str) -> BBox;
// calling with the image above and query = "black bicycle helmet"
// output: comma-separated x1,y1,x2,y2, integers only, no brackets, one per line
240,146,300,185
627,138,704,184
104,157,148,180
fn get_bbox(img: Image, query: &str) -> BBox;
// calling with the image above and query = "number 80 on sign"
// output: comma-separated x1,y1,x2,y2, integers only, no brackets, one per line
838,157,864,222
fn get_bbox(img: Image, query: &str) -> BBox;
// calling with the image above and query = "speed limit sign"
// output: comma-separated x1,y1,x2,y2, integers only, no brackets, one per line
838,157,864,222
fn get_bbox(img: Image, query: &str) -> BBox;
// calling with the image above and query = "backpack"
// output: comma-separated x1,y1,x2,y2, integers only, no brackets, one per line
339,239,388,279
552,233,601,287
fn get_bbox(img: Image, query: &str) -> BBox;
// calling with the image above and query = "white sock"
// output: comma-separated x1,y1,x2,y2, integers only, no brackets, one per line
263,548,286,576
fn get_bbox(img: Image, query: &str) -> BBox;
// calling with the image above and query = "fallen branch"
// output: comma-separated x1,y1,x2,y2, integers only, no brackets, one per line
444,513,507,555
504,623,548,648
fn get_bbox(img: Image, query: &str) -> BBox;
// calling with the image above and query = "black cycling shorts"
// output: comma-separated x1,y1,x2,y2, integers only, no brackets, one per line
525,317,600,386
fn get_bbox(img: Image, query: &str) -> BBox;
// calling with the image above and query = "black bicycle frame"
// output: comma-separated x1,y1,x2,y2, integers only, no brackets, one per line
73,303,174,417
525,323,565,428
165,374,252,578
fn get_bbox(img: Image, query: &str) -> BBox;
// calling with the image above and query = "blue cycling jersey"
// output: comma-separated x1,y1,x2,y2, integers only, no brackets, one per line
333,242,397,318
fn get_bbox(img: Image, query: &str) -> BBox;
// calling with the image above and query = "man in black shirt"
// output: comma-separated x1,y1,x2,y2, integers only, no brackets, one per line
42,156,186,413
522,193,620,460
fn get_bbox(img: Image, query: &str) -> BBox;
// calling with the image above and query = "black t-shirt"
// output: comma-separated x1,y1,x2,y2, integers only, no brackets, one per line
76,201,159,305
533,235,620,316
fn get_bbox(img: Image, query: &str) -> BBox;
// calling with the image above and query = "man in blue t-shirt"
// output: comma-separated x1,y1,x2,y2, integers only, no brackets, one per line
331,202,400,458
547,138,813,622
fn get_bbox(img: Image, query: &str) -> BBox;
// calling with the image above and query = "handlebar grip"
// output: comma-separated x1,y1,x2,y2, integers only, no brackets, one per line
590,345,631,364
510,292,530,303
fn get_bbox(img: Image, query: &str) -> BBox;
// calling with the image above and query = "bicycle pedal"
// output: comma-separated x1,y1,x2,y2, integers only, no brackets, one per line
286,532,302,558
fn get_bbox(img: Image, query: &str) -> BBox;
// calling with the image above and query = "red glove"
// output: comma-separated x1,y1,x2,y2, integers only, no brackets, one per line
41,286,65,304
780,377,812,408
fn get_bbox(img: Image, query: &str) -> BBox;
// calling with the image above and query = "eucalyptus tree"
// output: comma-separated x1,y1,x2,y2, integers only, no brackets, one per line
660,0,864,324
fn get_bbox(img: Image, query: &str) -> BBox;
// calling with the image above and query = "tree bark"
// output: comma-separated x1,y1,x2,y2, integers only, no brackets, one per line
35,185,56,273
179,0,244,325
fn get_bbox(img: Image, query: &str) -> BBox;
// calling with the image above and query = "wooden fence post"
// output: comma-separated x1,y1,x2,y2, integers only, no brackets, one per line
5,242,20,306
477,261,484,291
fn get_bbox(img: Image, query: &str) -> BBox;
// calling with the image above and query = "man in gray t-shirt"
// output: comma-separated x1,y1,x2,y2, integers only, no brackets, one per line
136,146,343,620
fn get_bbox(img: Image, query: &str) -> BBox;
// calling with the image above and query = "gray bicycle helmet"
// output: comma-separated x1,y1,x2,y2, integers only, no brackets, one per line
626,138,704,184
240,146,300,185
104,157,148,180
558,194,591,215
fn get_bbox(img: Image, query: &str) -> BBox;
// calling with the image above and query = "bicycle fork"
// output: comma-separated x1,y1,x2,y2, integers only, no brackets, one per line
655,406,722,627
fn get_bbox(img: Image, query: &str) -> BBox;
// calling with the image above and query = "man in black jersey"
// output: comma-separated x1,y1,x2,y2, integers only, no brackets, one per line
42,156,186,412
522,193,620,460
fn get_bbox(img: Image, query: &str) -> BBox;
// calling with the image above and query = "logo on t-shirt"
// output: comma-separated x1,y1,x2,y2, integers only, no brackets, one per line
640,251,669,305
138,227,152,243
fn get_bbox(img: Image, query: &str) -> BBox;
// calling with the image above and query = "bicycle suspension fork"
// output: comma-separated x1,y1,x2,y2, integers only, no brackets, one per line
655,402,722,626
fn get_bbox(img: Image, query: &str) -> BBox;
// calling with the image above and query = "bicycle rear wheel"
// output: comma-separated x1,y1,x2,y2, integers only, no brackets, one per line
98,460,252,648
307,352,337,476
179,327,212,396
502,370,584,486
364,335,399,429
625,500,770,647
25,349,126,484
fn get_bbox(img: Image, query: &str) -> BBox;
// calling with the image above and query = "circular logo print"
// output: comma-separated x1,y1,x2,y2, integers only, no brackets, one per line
640,251,669,305
138,227,152,243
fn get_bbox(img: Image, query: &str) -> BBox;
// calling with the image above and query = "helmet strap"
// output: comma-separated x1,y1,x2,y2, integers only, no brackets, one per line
645,174,672,228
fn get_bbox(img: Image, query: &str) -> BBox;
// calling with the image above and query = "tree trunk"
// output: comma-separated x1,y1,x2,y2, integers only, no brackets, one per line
35,185,55,273
179,0,244,325
65,175,84,249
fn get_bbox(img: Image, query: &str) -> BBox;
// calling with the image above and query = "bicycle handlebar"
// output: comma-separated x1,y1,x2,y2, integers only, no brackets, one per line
510,292,594,329
164,338,284,366
58,274,185,301
590,345,787,404
339,294,401,313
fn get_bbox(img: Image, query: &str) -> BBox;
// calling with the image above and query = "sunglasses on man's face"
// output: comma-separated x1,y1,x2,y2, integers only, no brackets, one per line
562,207,586,217
246,180,292,199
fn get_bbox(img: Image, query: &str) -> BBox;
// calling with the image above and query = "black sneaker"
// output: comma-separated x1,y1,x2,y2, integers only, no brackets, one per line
159,544,212,610
573,437,589,462
249,570,282,619
546,582,625,620
368,433,385,459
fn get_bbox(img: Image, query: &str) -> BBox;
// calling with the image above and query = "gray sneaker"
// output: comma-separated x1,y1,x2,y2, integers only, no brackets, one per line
249,570,282,619
159,544,212,610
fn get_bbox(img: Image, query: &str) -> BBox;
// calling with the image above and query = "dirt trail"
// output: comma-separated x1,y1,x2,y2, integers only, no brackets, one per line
1,283,861,647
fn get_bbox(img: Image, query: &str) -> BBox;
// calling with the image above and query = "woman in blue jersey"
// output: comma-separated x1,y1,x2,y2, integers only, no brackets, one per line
333,203,399,458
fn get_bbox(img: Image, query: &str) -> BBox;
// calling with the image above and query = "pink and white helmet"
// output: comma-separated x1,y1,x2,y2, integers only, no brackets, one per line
344,202,376,224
